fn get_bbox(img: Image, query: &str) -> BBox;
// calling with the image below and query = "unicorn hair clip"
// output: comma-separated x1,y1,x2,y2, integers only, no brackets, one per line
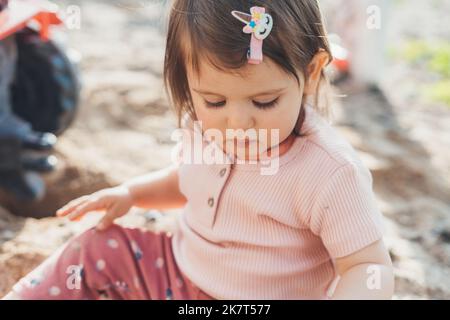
231,6,273,65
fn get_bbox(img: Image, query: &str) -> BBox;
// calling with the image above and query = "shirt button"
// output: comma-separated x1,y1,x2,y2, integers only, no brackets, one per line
207,197,214,207
219,168,227,177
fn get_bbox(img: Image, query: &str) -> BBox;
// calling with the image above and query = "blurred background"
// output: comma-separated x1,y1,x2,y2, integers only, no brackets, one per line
0,0,449,299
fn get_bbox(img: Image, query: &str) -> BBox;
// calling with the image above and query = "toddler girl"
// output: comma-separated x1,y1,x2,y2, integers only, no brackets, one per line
4,0,394,300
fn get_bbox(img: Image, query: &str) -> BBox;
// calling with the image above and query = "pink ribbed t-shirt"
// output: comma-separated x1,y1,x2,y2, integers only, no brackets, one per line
171,104,385,300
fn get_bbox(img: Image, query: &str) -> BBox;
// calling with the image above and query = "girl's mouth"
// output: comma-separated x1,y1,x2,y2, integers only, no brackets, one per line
231,139,257,148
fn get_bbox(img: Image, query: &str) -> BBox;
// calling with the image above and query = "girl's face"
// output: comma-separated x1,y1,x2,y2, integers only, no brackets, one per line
187,58,305,160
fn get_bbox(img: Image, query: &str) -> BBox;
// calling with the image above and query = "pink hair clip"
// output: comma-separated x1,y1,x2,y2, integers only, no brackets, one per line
231,6,273,65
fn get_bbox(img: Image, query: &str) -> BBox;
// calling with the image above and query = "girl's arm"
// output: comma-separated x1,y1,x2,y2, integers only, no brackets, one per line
330,240,395,299
121,164,187,210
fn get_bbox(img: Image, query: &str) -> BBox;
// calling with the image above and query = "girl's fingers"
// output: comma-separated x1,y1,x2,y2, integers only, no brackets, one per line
56,196,90,217
67,201,104,221
96,203,122,231
96,212,116,231
56,201,88,217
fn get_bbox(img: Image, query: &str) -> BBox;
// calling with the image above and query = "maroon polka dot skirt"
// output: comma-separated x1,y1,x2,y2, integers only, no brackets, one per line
12,225,215,300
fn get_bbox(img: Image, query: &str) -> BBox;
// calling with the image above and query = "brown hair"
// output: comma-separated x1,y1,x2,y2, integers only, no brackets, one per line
163,0,332,136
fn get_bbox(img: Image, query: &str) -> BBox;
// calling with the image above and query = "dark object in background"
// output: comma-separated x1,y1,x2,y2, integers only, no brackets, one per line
11,28,80,136
0,137,45,201
21,131,57,151
0,0,8,11
21,153,58,173
0,1,81,205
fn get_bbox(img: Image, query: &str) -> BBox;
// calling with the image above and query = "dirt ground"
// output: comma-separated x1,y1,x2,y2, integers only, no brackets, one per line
1,0,449,299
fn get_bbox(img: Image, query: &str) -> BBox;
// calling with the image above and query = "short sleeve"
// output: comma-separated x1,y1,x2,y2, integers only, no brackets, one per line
309,163,385,258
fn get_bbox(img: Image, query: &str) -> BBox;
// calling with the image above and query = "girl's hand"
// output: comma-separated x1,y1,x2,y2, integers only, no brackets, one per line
56,186,134,231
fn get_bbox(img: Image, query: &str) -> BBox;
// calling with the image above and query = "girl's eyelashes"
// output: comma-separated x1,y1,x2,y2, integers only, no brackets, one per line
204,100,226,108
252,97,279,110
203,97,280,110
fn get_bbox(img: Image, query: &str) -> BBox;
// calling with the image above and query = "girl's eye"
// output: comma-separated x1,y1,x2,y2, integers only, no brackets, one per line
204,100,226,108
204,98,279,109
253,98,279,110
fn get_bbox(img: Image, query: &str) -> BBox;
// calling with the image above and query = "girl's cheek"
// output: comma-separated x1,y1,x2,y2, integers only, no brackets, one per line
192,101,209,122
192,107,218,131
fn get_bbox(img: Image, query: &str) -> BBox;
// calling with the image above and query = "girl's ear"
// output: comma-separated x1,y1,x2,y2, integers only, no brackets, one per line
304,50,330,95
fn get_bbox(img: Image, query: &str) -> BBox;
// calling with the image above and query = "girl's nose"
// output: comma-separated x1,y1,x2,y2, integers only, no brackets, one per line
226,108,255,131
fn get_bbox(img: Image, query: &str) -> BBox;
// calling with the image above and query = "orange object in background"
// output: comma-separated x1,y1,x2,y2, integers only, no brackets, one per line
330,41,350,74
0,0,62,41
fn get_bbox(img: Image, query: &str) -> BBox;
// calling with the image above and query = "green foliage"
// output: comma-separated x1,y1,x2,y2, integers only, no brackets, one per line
397,40,450,106
428,44,450,78
423,81,450,107
400,40,431,64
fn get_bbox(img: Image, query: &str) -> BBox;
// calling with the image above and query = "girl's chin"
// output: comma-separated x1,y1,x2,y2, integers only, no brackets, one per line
224,144,272,162
214,133,294,162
